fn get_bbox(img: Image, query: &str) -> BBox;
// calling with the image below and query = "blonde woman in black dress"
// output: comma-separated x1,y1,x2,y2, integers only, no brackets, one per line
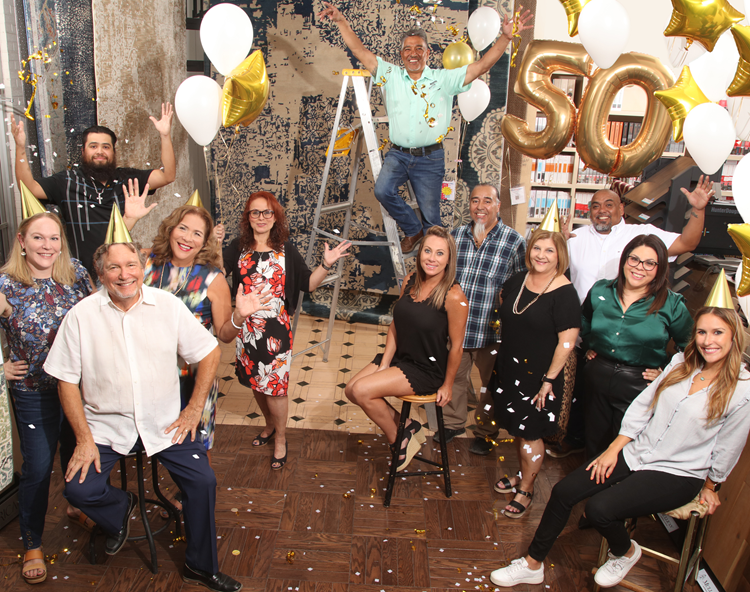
345,227,469,471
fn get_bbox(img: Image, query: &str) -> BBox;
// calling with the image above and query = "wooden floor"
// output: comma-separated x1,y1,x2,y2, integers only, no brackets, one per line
0,424,701,591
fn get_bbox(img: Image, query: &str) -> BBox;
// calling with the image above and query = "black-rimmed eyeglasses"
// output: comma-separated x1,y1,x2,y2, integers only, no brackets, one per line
249,209,274,219
626,254,657,272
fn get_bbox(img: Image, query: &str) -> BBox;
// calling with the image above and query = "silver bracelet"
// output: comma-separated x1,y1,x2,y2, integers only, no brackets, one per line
231,314,243,330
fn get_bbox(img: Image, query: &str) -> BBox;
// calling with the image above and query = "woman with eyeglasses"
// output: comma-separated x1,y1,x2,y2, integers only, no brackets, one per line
581,234,693,458
232,191,350,469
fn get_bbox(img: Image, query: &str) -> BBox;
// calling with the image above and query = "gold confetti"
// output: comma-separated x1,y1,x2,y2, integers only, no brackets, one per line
232,550,240,556
343,492,351,499
446,25,460,37
498,456,505,462
370,488,377,497
414,529,426,534
286,551,295,564
357,440,363,445
332,71,340,75
457,568,462,573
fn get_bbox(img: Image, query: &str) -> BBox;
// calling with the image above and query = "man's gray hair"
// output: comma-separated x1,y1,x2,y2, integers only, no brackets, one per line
93,242,146,277
400,28,428,49
474,183,501,207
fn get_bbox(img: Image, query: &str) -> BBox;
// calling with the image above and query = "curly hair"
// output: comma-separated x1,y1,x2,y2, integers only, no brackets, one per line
149,205,221,269
239,191,289,253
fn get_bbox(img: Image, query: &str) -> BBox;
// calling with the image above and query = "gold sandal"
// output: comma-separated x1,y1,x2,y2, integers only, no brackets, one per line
22,548,47,584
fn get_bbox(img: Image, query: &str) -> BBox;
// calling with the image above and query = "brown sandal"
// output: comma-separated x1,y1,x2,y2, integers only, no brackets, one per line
68,508,95,532
22,548,47,584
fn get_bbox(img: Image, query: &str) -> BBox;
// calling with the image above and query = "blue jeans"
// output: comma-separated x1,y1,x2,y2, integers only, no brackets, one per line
374,147,445,237
10,387,75,550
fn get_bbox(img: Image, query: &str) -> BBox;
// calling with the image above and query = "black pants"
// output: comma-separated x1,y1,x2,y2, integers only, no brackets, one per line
527,452,703,561
584,356,650,458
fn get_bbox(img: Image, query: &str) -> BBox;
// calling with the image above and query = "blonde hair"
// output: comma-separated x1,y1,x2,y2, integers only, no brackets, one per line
525,229,568,277
150,205,221,269
1,212,76,286
651,307,747,425
411,226,457,309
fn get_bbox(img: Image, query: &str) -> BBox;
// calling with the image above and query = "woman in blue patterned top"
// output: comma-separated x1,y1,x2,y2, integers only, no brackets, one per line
0,212,92,584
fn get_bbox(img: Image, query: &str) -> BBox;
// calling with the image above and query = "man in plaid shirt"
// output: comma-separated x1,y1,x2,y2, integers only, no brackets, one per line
440,184,526,454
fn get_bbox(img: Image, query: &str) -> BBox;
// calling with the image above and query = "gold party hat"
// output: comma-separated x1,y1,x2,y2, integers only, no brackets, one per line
185,190,204,209
19,181,47,219
104,205,133,244
539,198,560,232
704,269,734,309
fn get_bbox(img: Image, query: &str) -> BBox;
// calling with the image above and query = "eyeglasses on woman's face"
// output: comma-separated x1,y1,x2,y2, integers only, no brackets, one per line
626,254,657,272
248,209,274,219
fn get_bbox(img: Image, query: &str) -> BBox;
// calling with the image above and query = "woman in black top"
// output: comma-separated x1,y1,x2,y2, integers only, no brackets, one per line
346,227,469,471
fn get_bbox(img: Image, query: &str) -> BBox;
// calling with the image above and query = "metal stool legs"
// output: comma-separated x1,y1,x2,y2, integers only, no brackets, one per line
383,399,452,508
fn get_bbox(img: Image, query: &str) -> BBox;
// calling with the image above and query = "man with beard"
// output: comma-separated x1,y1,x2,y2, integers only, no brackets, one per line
11,104,175,275
318,3,532,253
565,180,713,304
443,184,525,454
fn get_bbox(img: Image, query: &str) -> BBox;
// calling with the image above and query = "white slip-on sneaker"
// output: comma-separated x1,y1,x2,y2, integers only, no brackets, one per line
490,557,544,586
594,540,642,588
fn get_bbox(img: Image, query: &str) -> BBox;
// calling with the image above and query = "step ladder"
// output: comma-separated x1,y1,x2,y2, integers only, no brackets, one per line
292,69,414,362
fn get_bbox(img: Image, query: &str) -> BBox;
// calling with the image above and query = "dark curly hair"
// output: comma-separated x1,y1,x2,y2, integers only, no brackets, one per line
239,191,289,253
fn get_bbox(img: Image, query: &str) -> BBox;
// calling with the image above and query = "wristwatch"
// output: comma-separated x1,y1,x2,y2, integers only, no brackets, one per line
704,482,722,492
541,375,554,384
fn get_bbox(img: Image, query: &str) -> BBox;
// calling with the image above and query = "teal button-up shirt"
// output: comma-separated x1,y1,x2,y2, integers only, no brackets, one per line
375,57,469,148
581,279,693,368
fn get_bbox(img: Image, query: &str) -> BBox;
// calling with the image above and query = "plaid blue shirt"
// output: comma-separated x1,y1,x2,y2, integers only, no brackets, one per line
452,221,526,349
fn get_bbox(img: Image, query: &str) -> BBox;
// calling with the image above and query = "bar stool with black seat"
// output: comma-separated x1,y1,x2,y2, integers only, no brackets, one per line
89,450,182,573
591,497,710,592
383,393,451,507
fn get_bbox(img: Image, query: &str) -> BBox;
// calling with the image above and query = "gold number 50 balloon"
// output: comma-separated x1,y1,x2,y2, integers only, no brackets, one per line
502,40,675,178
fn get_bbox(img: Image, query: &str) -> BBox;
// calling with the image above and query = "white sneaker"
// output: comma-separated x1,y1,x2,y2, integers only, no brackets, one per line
594,540,642,588
490,557,544,587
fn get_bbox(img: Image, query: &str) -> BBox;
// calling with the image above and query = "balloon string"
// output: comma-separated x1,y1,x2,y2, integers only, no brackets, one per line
502,141,516,229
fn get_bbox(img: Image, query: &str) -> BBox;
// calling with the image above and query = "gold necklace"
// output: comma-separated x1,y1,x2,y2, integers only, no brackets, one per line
512,272,556,315
158,262,194,295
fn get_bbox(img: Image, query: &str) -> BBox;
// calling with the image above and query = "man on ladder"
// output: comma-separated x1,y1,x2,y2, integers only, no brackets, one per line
318,2,532,253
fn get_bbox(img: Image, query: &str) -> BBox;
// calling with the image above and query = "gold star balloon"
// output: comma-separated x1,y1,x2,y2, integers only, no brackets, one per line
222,50,270,128
728,223,750,296
728,24,750,96
558,0,592,37
664,0,745,53
654,66,710,142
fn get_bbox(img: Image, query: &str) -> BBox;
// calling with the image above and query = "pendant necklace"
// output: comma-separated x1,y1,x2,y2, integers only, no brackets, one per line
513,272,556,315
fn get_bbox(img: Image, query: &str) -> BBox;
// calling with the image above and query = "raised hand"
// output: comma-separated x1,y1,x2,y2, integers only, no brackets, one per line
122,178,156,222
322,240,352,268
680,174,714,211
10,115,27,147
213,223,226,244
149,102,174,137
319,2,345,23
501,6,534,40
235,284,272,320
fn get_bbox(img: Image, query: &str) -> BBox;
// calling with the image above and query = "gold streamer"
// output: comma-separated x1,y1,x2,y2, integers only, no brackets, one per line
18,49,53,120
510,10,522,68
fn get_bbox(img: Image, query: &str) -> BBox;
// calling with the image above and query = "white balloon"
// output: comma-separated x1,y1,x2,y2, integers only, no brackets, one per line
577,0,630,70
683,103,737,175
174,75,223,146
665,35,706,70
728,96,750,139
458,79,491,122
467,7,502,52
690,31,739,102
731,153,750,223
200,3,254,76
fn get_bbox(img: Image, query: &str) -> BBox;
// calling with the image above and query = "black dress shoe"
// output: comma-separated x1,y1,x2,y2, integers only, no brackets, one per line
183,564,242,591
469,436,494,456
433,427,465,443
105,491,138,555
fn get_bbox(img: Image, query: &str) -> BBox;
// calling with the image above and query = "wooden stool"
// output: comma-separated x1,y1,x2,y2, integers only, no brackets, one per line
383,394,451,508
591,501,709,592
89,451,181,573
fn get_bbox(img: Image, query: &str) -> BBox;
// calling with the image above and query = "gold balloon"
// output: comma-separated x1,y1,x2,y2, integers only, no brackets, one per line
728,223,750,296
577,53,674,178
654,66,710,143
442,41,474,70
222,51,270,127
664,0,744,53
501,40,593,160
558,0,593,37
728,25,750,96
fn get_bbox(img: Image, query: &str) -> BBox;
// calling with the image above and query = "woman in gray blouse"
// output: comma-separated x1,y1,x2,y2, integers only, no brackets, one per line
489,304,750,589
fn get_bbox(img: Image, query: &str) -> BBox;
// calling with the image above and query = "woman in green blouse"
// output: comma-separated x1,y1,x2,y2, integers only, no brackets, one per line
581,234,693,458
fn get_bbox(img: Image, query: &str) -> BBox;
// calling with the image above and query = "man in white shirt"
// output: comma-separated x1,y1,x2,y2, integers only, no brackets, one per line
44,243,241,592
566,178,713,304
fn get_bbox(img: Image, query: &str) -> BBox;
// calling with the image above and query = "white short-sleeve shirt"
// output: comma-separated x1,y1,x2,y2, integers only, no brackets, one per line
44,285,218,456
568,220,679,304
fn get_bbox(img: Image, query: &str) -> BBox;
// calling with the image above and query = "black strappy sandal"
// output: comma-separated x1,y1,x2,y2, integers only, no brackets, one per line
502,489,533,519
493,477,517,494
252,429,276,447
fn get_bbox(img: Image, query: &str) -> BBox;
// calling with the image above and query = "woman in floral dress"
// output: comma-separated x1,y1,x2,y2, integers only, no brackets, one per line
0,212,92,584
231,191,350,469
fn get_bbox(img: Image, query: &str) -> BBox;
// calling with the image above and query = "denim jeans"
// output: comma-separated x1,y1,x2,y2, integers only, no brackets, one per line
374,147,445,237
10,387,75,550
